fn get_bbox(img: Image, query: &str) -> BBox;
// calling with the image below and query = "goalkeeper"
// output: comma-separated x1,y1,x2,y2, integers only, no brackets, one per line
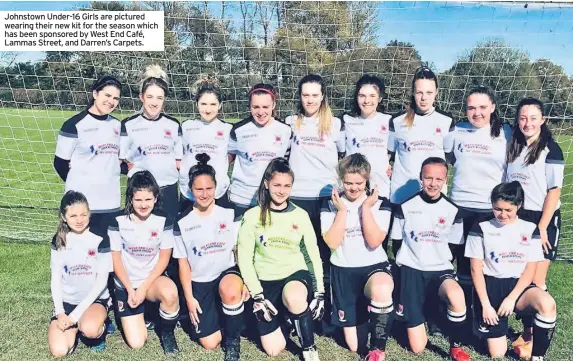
237,158,324,361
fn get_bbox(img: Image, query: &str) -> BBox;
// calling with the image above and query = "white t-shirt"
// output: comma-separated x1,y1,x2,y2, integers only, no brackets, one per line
50,231,111,308
173,206,239,282
445,122,511,209
465,218,544,278
505,139,564,212
343,112,392,199
179,118,232,200
109,212,174,288
320,193,391,267
391,192,463,271
228,117,292,206
54,110,121,212
120,113,183,187
285,115,345,199
388,109,454,204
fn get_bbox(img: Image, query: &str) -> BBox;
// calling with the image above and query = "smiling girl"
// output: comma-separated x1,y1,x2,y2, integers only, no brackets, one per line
504,98,564,358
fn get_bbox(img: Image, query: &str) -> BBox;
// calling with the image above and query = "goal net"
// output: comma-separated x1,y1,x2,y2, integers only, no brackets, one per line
1,1,572,260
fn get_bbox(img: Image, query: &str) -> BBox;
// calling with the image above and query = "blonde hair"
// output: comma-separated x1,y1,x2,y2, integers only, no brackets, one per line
140,64,169,94
296,74,333,138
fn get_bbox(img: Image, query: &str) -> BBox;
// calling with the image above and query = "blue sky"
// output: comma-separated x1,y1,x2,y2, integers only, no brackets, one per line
1,1,572,76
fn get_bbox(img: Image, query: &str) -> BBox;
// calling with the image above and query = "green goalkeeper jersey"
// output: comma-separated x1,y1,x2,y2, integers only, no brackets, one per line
237,202,324,296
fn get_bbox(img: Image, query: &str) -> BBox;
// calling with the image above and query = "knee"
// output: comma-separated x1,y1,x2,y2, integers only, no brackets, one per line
125,333,147,350
49,344,70,358
79,322,103,339
283,293,307,314
488,345,507,359
263,343,285,357
448,286,466,311
161,287,179,307
369,283,393,303
219,284,242,305
411,344,425,355
200,336,221,350
538,296,557,316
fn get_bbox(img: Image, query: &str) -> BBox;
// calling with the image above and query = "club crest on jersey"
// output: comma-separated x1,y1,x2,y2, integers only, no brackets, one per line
217,130,224,137
88,249,96,257
164,129,172,138
218,223,228,233
380,124,388,133
338,310,346,322
520,234,530,245
113,128,119,135
435,127,442,135
437,216,447,228
117,300,125,312
292,224,299,231
396,304,404,316
150,230,159,241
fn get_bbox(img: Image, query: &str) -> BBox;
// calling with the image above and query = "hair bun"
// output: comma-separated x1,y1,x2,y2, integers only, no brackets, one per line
195,153,211,165
144,64,169,83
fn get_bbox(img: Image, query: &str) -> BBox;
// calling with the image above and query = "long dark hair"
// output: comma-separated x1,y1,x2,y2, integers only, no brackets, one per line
54,191,90,250
491,181,524,208
188,153,217,190
125,170,161,219
405,66,439,128
506,97,553,165
352,74,386,116
295,74,333,137
466,86,503,138
88,75,122,107
257,158,294,226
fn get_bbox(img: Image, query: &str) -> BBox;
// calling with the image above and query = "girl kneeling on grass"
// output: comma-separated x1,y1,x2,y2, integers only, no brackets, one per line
174,153,248,361
49,191,113,357
465,181,556,361
109,171,180,355
237,158,325,361
321,153,394,361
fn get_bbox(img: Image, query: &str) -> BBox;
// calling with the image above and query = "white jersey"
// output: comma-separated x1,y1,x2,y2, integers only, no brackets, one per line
173,206,239,282
388,109,454,204
343,112,392,198
109,213,174,289
391,192,463,271
54,110,121,212
179,118,232,200
505,139,564,212
50,230,111,312
120,113,183,187
228,117,292,206
285,115,345,199
465,218,543,278
445,122,512,209
320,194,391,267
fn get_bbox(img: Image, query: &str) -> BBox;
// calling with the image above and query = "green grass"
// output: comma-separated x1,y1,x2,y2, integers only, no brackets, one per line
1,240,572,361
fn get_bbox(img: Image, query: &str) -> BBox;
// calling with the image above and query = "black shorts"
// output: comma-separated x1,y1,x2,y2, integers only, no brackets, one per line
231,202,255,222
90,210,121,235
472,276,537,339
454,207,494,277
114,287,151,318
257,270,313,336
181,266,242,338
331,262,393,327
160,182,180,224
398,265,457,328
518,208,561,261
51,298,110,322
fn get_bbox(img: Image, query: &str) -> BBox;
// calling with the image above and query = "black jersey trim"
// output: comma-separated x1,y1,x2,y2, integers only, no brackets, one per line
86,110,109,121
230,116,253,141
59,111,89,137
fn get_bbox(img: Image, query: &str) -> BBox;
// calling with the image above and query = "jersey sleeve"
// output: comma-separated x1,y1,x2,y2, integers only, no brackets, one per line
464,222,485,260
390,203,404,240
545,141,564,190
279,126,292,158
50,247,65,316
300,212,325,293
119,119,132,161
172,219,187,259
236,212,264,296
175,123,183,160
108,217,122,252
448,207,465,245
96,232,112,273
374,198,392,233
160,217,175,250
387,116,396,154
335,117,346,153
228,124,239,155
55,118,79,160
319,198,336,235
529,226,545,262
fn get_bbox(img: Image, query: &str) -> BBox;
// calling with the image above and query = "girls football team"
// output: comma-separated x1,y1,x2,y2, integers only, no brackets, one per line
50,65,562,361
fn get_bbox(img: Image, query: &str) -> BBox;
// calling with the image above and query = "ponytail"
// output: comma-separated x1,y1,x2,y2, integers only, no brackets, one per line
188,153,217,189
256,158,294,226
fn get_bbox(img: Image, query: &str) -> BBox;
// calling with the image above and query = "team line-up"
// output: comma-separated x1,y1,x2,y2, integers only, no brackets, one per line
48,65,563,361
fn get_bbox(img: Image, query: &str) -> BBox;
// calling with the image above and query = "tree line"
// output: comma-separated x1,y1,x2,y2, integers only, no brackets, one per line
0,1,571,130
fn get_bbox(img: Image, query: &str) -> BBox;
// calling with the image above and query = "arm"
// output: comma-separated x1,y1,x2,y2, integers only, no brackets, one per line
68,253,111,323
470,258,492,311
175,123,183,169
538,189,560,253
112,251,133,292
50,249,65,316
54,119,78,181
321,195,346,250
119,120,132,162
361,191,390,249
53,156,71,182
236,215,264,296
227,126,238,164
300,214,325,293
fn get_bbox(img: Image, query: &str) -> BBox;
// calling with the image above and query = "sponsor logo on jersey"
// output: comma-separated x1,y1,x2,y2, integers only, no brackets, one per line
489,251,499,263
63,265,69,273
410,231,419,242
88,249,96,257
90,145,99,155
401,141,411,152
258,235,268,247
520,234,530,245
137,146,147,156
164,129,172,138
338,310,346,322
352,137,360,148
478,324,490,333
457,143,464,153
131,127,149,133
185,225,201,232
192,246,203,256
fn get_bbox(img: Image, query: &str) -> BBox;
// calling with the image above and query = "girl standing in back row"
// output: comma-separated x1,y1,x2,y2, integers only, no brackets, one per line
120,65,183,223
